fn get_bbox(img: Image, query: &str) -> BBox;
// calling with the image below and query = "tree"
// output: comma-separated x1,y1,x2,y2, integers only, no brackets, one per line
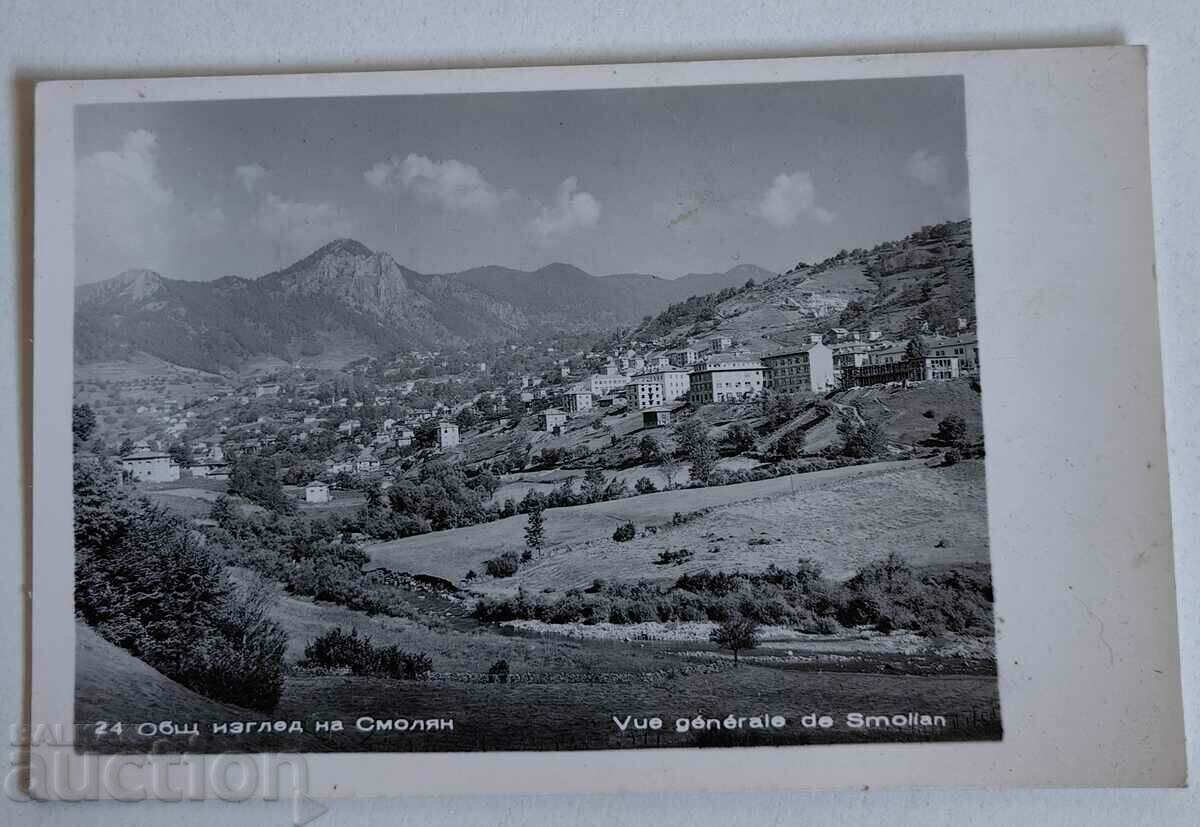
363,482,383,513
638,434,665,464
772,427,807,460
209,494,237,527
73,462,288,711
723,422,756,454
709,615,761,665
582,468,606,503
634,477,658,495
454,407,480,431
672,418,718,484
168,439,191,467
523,505,545,559
229,455,294,513
72,403,96,448
764,392,806,430
118,437,136,457
412,420,440,450
837,415,887,458
935,414,969,449
905,336,927,364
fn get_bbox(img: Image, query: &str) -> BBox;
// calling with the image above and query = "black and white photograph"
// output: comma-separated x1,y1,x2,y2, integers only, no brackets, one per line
63,73,1003,754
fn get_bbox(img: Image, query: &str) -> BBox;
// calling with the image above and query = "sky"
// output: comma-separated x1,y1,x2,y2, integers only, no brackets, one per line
73,75,969,284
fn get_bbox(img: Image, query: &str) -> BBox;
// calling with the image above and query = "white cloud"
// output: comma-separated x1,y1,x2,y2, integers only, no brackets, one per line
76,129,226,279
904,149,949,189
904,149,969,216
234,163,267,193
251,193,353,254
756,171,835,228
365,153,508,212
528,177,601,246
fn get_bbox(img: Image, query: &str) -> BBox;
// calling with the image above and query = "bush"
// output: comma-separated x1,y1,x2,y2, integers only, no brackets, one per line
612,522,636,542
484,551,521,578
655,549,693,566
470,554,994,638
634,477,658,495
722,422,757,454
837,416,887,458
935,414,968,447
942,450,961,466
74,463,288,711
301,627,431,679
771,428,807,460
488,659,511,682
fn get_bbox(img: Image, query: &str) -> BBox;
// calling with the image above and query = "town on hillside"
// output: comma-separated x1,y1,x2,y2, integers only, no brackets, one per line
72,217,999,753
95,324,980,493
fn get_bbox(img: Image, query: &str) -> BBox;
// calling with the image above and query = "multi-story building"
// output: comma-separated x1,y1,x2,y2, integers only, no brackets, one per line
563,390,593,413
688,358,765,404
588,372,630,396
923,356,960,380
707,336,733,353
867,343,909,366
762,342,836,394
120,449,181,483
668,349,698,367
840,361,921,388
437,421,460,448
830,341,875,372
630,369,691,409
926,334,980,376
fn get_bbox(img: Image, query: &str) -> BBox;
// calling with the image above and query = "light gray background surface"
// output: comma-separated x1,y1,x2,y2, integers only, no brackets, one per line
2,1,1196,824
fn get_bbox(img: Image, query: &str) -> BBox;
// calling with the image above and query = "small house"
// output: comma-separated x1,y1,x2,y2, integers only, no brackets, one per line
305,481,331,504
641,407,674,428
541,408,568,432
437,421,460,448
119,449,181,483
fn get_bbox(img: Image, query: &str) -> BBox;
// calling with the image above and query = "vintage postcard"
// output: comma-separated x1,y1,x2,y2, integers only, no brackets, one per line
30,46,1184,798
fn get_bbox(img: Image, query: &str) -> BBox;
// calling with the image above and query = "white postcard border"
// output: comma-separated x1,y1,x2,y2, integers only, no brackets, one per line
32,45,1185,797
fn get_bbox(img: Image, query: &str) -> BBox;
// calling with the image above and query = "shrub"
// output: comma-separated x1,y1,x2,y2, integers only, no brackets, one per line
634,477,658,495
935,414,968,447
942,450,961,466
75,463,288,711
470,555,994,639
612,522,636,542
487,659,511,682
484,551,521,578
837,416,887,458
772,428,807,460
722,422,756,454
301,627,431,679
655,549,693,566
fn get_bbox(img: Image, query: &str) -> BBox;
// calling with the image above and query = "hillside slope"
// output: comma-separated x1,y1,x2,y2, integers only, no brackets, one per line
637,219,974,351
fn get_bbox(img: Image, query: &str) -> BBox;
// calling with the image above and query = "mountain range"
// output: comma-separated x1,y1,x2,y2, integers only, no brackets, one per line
74,239,775,373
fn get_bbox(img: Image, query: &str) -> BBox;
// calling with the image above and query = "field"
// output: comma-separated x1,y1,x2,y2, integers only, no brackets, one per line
77,450,999,756
369,458,988,590
77,608,1001,753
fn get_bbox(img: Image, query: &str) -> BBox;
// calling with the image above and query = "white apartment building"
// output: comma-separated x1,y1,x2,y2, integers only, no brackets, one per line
687,359,765,404
762,342,837,394
589,372,630,396
630,369,691,409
